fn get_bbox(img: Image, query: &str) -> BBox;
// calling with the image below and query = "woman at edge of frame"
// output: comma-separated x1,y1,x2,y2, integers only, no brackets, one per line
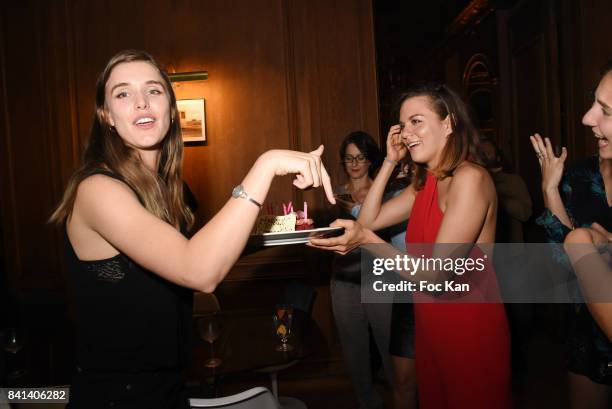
531,59,612,408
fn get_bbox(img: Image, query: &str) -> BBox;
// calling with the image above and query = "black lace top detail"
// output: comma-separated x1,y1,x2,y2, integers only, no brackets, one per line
84,255,125,283
65,170,193,373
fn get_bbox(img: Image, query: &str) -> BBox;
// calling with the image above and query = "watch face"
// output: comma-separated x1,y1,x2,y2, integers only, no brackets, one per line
232,185,244,198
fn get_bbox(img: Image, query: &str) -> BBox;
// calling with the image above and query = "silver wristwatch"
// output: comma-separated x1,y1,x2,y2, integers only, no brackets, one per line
231,184,263,208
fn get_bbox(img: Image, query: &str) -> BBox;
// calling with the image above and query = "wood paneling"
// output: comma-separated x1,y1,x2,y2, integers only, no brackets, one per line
374,0,612,243
283,0,379,201
494,0,611,218
1,1,74,289
1,0,378,385
573,0,612,157
0,0,379,290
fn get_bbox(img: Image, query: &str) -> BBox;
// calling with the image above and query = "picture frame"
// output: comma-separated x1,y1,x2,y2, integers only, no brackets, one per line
177,98,207,144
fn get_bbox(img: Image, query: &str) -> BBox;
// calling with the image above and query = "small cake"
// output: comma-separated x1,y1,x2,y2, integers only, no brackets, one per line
255,202,313,234
255,214,297,234
295,210,314,231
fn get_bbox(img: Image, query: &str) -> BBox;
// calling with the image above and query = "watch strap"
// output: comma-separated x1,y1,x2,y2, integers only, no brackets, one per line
245,196,263,208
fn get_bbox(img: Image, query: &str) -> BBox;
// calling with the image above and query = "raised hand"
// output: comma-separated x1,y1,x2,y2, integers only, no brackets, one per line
264,145,335,204
529,133,568,192
386,124,408,163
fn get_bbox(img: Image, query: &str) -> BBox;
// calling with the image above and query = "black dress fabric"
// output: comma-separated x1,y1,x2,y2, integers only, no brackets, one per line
66,170,192,409
330,185,363,284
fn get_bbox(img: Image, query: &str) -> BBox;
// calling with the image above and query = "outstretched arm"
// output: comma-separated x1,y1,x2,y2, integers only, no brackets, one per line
72,147,334,293
310,165,495,283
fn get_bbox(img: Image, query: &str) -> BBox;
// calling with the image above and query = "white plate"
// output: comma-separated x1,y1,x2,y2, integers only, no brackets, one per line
248,226,345,247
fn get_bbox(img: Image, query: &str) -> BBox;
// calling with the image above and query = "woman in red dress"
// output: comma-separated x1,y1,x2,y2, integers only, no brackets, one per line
311,83,511,408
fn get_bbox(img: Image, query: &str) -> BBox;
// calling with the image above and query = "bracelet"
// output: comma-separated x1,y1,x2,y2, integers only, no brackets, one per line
384,157,398,166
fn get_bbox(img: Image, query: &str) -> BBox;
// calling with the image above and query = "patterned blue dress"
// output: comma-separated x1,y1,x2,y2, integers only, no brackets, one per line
536,155,612,384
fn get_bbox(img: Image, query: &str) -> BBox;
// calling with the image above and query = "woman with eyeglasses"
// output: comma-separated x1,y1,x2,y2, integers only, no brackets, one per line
331,131,402,409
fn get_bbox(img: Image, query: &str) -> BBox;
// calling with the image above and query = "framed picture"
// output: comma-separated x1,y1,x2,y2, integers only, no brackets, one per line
177,98,207,144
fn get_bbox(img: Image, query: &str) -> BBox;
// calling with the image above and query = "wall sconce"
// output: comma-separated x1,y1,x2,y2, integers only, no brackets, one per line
168,71,209,82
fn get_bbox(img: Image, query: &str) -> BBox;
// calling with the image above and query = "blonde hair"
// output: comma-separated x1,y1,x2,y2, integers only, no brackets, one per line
50,49,194,230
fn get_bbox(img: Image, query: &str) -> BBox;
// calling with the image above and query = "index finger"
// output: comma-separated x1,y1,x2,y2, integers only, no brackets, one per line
309,239,360,254
320,163,335,204
306,242,352,254
310,236,357,250
309,235,345,247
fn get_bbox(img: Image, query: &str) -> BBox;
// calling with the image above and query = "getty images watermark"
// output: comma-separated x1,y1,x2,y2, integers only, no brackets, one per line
371,253,488,293
359,243,612,304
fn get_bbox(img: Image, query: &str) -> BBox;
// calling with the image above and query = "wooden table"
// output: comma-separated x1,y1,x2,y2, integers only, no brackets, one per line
187,309,321,383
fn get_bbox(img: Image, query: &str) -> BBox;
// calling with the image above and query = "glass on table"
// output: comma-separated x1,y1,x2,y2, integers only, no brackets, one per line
1,327,27,379
273,305,294,352
1,328,23,354
197,314,223,368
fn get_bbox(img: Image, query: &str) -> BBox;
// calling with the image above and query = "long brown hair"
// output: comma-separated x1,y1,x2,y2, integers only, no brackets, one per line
395,82,482,190
50,49,194,230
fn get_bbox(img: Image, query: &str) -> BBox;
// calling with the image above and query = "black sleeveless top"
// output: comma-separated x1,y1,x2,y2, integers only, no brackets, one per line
66,170,192,408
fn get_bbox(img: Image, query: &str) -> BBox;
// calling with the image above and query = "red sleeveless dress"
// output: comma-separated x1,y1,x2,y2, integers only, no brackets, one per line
406,173,512,409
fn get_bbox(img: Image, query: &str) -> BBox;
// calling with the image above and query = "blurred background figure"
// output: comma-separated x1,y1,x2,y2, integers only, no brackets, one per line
479,137,534,375
385,161,417,409
479,137,532,243
330,131,392,409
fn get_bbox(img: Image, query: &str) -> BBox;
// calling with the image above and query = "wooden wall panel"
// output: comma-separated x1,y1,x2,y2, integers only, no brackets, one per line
0,1,74,289
0,6,19,287
574,0,612,157
0,0,379,288
496,0,612,217
385,0,612,243
1,0,378,383
496,0,563,218
288,0,379,192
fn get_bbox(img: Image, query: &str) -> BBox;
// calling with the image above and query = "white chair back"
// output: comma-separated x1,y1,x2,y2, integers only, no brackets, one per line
189,386,279,409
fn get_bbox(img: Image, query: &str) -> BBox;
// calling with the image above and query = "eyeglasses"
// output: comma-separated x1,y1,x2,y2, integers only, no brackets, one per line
342,154,368,164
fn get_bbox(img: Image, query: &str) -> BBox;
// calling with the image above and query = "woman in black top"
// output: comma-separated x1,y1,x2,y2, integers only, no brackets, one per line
531,60,612,408
50,49,335,409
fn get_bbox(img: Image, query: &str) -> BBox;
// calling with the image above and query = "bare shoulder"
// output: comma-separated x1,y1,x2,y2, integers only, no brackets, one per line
74,174,144,225
450,162,495,195
453,161,490,179
453,162,493,185
76,174,138,204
